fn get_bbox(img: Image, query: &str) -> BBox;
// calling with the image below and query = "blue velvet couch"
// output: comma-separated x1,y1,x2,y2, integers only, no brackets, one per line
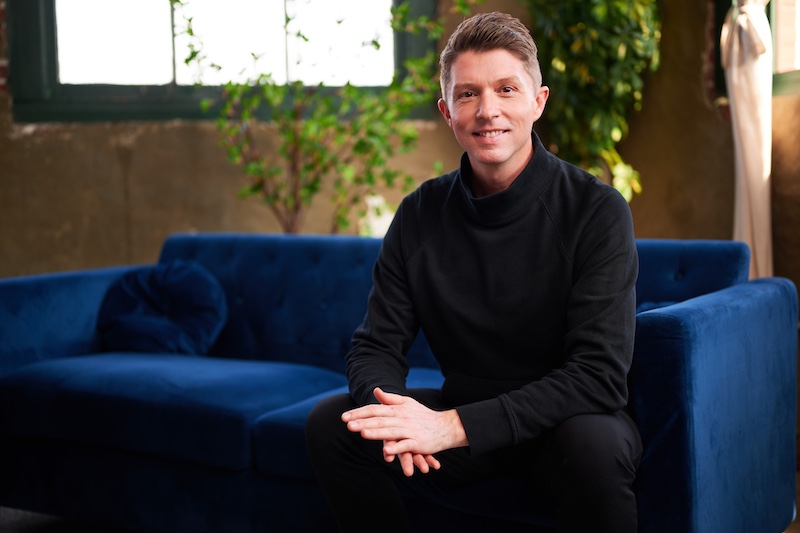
0,233,796,532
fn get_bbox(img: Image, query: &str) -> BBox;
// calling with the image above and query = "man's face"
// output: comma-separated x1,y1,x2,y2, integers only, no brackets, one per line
438,49,548,188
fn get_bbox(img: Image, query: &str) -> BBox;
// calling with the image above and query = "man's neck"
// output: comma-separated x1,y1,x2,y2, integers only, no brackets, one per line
469,145,535,199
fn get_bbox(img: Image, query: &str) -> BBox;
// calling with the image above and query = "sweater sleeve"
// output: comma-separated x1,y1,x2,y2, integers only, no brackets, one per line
345,202,420,406
455,188,638,455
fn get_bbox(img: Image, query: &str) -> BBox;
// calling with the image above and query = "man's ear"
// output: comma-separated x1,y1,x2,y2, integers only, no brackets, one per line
532,86,550,122
437,98,452,127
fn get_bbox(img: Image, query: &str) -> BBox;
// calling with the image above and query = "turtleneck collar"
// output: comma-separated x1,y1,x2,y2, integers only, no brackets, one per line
456,131,558,225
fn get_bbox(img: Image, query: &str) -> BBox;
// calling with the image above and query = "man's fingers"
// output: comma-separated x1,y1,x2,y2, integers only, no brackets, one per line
357,426,408,442
342,403,391,423
344,413,401,432
373,387,404,405
342,391,405,423
399,452,415,477
395,451,439,477
412,453,430,474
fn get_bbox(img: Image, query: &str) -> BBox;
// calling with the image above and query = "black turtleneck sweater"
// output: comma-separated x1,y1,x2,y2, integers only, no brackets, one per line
346,132,638,456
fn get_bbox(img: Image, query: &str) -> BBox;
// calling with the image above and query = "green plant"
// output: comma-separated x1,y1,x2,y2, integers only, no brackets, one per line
175,1,454,234
521,0,661,201
176,0,659,233
217,72,429,234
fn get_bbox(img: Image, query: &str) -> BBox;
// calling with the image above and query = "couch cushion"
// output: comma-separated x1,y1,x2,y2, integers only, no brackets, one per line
97,260,227,355
636,301,678,313
635,239,749,307
158,233,443,372
253,367,445,480
0,353,347,471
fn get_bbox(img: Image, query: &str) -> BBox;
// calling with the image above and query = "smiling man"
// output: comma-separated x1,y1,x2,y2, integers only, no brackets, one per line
306,12,641,533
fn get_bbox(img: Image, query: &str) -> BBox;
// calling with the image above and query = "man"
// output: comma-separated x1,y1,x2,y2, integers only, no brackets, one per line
306,11,641,532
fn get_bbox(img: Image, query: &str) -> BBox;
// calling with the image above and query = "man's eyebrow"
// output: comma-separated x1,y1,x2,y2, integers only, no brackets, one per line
496,76,524,86
452,76,525,93
452,82,477,94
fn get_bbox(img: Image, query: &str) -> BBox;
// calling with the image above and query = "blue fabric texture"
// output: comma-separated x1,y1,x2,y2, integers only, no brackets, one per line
0,266,139,377
629,277,798,533
0,436,338,533
158,233,440,371
635,239,749,309
97,260,228,355
0,353,347,470
0,233,796,533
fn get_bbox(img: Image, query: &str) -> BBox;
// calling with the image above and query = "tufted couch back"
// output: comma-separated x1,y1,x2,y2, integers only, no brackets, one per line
159,234,751,373
634,239,749,312
159,233,438,373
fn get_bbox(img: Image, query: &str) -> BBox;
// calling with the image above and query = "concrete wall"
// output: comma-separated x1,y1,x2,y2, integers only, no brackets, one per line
1,0,798,290
623,1,736,240
773,94,800,289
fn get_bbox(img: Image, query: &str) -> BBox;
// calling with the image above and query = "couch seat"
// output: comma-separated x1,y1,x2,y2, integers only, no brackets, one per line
253,367,446,480
0,353,347,470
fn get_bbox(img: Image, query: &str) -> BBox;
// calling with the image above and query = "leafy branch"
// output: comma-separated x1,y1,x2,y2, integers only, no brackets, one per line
174,1,443,234
521,0,661,201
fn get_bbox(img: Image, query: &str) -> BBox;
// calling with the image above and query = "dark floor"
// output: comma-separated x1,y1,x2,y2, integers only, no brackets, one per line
3,473,800,533
787,471,800,533
0,507,133,533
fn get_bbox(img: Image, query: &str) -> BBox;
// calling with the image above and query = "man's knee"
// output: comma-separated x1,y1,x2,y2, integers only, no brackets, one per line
305,393,354,455
553,411,642,479
551,412,641,533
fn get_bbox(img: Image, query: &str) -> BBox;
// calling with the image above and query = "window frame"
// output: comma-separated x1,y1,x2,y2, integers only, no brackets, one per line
7,0,436,122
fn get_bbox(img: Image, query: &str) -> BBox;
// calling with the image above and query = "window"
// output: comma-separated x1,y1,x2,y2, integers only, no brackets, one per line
774,0,799,73
7,0,434,122
772,0,800,95
711,0,800,98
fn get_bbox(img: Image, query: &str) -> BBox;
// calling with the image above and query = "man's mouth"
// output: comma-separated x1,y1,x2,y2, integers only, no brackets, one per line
475,130,507,138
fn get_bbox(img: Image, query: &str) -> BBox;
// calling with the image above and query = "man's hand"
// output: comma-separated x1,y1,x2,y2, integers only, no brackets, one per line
342,387,468,477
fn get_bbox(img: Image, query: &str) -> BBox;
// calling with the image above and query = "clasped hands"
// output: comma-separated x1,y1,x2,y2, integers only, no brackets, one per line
342,387,468,477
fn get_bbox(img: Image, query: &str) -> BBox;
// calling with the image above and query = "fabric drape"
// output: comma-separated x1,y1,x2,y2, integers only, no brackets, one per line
721,0,773,278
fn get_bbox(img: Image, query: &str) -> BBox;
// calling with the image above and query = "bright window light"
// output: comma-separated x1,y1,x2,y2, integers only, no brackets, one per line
283,0,395,86
172,0,286,85
775,0,800,74
55,0,174,85
55,0,395,87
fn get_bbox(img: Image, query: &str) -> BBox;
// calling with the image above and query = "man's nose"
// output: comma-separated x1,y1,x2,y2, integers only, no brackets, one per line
476,92,501,119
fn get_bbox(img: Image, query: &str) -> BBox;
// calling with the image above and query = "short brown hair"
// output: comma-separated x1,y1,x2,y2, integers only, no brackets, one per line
439,12,542,101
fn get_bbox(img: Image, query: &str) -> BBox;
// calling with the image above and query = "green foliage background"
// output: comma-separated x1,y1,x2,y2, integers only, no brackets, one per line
522,0,661,200
174,0,661,232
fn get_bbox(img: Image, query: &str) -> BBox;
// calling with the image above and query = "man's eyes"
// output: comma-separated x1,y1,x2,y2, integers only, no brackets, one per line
457,86,515,99
457,85,517,100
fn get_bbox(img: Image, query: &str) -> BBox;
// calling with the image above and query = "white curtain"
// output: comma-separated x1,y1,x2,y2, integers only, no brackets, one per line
721,0,773,278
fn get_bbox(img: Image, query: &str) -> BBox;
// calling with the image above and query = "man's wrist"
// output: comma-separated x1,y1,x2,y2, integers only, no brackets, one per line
444,409,469,448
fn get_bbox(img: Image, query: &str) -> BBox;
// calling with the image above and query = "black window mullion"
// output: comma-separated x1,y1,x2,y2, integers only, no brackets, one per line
170,1,178,86
8,0,57,101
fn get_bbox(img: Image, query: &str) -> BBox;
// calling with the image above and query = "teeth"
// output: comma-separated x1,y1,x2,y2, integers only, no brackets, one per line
477,130,504,137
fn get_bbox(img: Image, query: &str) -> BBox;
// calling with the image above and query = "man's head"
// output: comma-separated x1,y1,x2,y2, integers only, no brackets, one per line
436,12,549,195
439,12,542,103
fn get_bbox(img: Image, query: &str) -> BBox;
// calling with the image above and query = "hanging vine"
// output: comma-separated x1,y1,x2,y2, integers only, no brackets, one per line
172,0,447,234
521,0,661,201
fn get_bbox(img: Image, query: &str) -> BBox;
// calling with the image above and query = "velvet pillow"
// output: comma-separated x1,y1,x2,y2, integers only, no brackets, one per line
97,260,228,355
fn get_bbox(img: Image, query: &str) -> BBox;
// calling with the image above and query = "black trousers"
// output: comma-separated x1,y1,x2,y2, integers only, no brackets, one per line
305,389,642,533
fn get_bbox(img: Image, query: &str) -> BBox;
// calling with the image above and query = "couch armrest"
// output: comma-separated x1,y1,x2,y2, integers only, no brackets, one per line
0,266,144,376
629,277,798,533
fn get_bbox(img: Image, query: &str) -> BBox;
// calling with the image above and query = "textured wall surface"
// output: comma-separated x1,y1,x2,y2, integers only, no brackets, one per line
772,94,800,290
1,0,798,285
